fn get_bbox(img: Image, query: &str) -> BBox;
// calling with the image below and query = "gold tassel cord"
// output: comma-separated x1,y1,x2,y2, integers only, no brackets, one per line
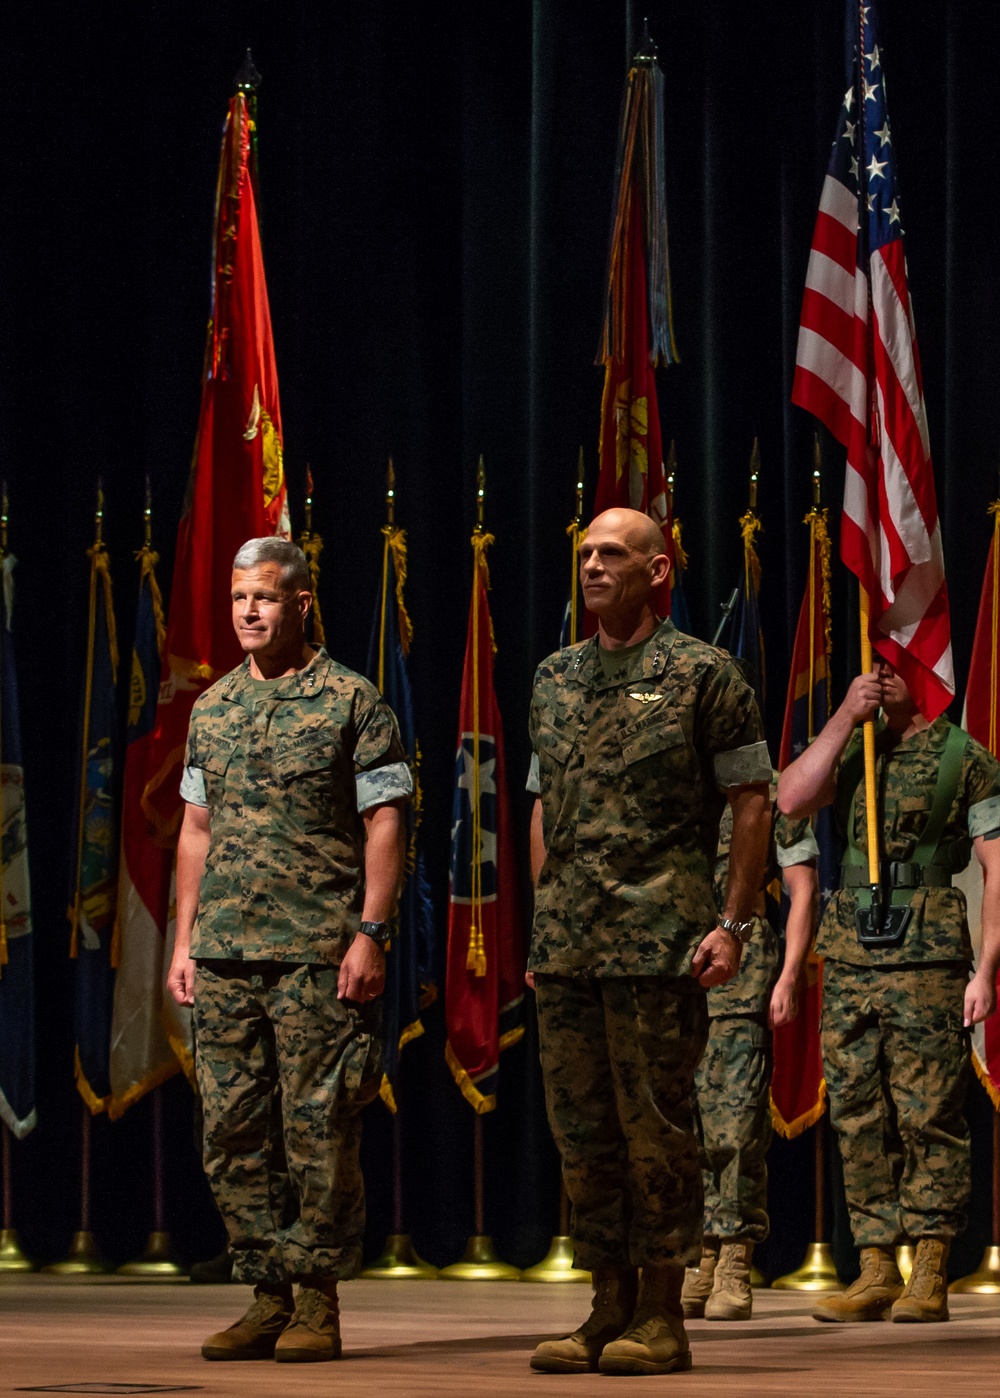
383,525,414,657
671,518,689,574
136,546,166,653
566,521,585,645
738,510,762,598
300,534,326,647
466,533,494,978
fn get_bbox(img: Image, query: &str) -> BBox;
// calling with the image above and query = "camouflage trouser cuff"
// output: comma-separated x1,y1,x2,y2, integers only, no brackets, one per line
232,1243,362,1286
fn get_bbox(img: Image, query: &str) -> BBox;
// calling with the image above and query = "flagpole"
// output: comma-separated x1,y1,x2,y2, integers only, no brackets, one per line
439,459,519,1283
523,464,591,1283
0,491,32,1274
299,466,326,647
363,462,437,1282
45,486,109,1277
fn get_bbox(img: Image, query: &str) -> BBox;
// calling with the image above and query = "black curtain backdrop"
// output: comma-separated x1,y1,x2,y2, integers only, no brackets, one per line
2,0,998,1280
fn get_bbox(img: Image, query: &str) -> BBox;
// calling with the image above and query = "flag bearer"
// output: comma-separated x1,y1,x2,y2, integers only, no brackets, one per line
778,660,1000,1323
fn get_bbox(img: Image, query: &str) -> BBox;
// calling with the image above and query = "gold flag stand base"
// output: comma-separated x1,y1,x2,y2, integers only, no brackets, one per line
0,1228,34,1273
771,1242,843,1292
949,1244,1000,1294
42,1231,109,1276
521,1235,591,1283
896,1244,915,1283
116,1231,186,1280
438,1235,521,1281
361,1233,438,1280
750,1263,768,1288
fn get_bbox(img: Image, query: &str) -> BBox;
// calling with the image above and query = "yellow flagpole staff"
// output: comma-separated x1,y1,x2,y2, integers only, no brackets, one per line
0,484,7,973
466,456,492,978
298,466,326,647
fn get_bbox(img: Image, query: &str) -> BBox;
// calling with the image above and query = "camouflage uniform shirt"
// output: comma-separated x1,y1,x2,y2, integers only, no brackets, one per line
708,791,818,1016
182,647,411,965
528,618,770,978
819,716,1000,967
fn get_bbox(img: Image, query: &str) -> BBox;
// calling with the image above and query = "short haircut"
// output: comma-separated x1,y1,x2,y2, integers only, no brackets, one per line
232,538,311,592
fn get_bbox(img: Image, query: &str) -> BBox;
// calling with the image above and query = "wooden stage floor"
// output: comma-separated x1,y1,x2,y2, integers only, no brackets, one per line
3,1276,1000,1396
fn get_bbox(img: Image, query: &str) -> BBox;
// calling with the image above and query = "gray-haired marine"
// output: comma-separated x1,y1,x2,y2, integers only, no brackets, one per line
167,537,411,1363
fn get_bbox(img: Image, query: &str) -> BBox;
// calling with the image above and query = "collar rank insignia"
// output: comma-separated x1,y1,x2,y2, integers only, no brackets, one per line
628,690,664,704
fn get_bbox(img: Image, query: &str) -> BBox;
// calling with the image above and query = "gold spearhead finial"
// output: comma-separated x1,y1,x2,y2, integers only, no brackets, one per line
303,465,315,536
812,434,822,508
0,480,8,558
748,437,760,513
666,439,677,508
144,474,153,548
95,479,105,547
386,457,396,526
575,447,584,523
475,454,486,532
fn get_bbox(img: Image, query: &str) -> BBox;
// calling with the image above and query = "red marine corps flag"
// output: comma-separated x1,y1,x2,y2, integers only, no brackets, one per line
771,480,834,1138
113,58,289,1100
445,495,524,1113
957,501,1000,1107
591,27,679,631
792,0,953,720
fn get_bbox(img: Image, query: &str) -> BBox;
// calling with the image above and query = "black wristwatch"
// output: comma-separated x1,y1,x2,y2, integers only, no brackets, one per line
359,920,391,949
719,916,754,947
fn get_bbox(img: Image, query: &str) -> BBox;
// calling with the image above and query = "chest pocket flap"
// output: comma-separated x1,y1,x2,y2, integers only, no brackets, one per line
537,714,576,766
274,731,338,782
198,734,239,776
620,708,688,766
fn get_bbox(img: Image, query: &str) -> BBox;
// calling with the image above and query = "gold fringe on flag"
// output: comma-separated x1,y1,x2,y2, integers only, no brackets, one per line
671,517,689,573
770,1079,828,1141
465,531,495,978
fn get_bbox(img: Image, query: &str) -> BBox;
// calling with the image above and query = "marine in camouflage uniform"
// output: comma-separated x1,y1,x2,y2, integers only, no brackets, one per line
527,505,772,1377
777,661,1000,1323
684,792,818,1319
167,539,411,1362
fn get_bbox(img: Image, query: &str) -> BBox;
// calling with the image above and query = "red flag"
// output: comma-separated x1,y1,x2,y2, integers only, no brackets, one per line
444,534,523,1113
143,90,288,850
958,504,1000,1108
109,89,289,1101
591,56,679,631
791,2,953,720
771,508,833,1138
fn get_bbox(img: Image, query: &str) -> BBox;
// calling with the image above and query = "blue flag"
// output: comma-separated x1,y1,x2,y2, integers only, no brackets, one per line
0,555,36,1139
366,526,436,1111
69,542,120,1114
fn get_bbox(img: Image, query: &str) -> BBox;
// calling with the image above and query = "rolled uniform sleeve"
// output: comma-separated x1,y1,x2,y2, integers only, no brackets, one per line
697,661,770,788
179,765,208,807
353,696,412,811
775,809,819,868
526,751,540,795
970,795,1000,841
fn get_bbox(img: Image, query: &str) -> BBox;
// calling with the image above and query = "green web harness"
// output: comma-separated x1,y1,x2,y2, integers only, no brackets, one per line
840,723,968,949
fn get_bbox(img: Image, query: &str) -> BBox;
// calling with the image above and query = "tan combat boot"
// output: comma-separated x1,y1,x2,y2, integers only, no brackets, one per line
812,1246,903,1322
598,1264,692,1375
681,1238,721,1319
274,1277,343,1362
704,1240,754,1320
201,1282,294,1360
891,1238,950,1323
530,1265,638,1373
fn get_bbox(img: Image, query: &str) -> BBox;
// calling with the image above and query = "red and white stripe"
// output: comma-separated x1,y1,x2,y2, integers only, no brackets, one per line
793,173,954,721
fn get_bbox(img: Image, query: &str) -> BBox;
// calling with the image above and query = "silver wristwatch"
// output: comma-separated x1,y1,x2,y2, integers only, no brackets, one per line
719,916,754,946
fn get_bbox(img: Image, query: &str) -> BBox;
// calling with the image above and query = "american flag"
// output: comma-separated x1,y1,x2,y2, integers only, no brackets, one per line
792,0,954,721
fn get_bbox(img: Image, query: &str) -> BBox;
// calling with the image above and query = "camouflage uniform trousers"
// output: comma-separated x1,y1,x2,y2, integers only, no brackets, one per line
693,1014,772,1244
822,960,971,1244
535,973,708,1270
193,959,382,1285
